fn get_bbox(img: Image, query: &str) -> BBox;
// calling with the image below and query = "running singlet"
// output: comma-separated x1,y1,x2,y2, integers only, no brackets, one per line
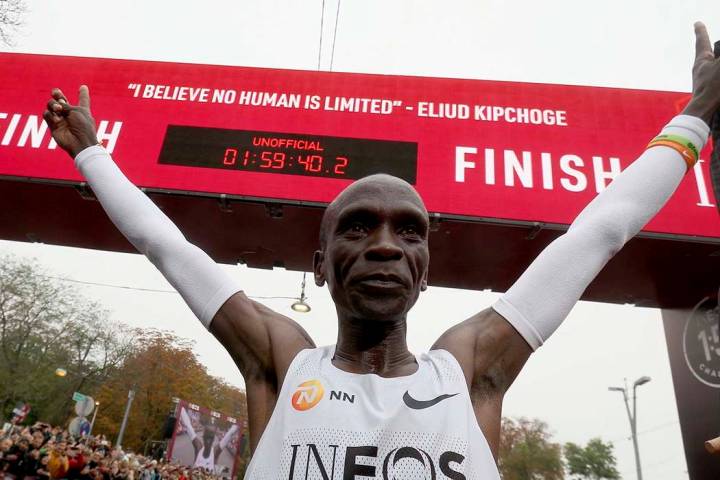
195,445,215,471
244,345,500,479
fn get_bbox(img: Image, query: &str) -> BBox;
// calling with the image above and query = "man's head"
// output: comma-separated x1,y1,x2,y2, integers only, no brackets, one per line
31,433,44,448
314,174,430,322
202,425,216,445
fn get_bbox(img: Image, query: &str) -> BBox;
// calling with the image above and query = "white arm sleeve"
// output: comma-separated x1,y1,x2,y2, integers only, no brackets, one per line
492,115,710,350
179,408,197,441
74,146,242,327
219,424,238,451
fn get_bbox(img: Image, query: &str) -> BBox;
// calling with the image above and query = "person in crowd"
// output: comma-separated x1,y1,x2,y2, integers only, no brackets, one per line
23,446,42,480
138,461,157,480
36,452,51,480
66,444,86,480
0,424,234,480
5,437,31,479
47,442,69,480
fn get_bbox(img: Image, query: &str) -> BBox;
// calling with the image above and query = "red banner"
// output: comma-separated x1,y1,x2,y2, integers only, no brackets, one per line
1,53,718,238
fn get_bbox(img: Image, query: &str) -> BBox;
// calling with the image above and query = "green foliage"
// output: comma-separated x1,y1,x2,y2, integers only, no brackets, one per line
499,417,565,480
0,254,248,466
564,438,620,480
0,255,133,425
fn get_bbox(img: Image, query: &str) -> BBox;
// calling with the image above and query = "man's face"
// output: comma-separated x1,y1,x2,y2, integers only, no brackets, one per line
202,426,216,444
314,175,430,321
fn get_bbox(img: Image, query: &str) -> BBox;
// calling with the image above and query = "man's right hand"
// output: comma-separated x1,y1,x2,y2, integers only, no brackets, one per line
43,86,99,157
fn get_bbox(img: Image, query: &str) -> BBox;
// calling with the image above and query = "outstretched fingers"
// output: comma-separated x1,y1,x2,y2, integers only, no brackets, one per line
695,21,714,62
50,86,91,110
77,85,90,109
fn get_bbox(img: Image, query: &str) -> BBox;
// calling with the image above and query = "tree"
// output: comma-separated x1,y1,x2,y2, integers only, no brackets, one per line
0,0,25,45
0,255,134,425
0,254,248,467
564,438,620,480
499,417,565,480
92,330,247,454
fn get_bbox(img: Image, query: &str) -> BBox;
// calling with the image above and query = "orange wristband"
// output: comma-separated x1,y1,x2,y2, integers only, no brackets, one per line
646,140,697,170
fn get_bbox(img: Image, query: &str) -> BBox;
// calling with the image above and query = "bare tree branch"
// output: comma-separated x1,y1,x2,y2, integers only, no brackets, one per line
0,0,26,46
0,255,134,423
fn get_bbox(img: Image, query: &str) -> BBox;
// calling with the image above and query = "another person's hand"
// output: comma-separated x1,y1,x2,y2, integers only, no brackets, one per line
683,22,720,124
43,85,99,157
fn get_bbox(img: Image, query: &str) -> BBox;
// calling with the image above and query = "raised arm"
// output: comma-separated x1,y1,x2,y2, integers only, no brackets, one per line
436,22,720,449
178,407,202,454
43,87,314,388
214,424,238,460
492,22,719,353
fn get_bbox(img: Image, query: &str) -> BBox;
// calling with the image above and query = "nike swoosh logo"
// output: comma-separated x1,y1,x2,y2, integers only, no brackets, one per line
403,391,459,410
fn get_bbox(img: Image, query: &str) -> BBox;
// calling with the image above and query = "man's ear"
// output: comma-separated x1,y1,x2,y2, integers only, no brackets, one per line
420,269,428,291
313,250,326,286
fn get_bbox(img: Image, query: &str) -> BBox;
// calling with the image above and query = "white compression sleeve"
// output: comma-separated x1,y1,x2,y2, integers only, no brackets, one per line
179,408,197,441
492,115,710,350
219,424,238,451
74,146,242,327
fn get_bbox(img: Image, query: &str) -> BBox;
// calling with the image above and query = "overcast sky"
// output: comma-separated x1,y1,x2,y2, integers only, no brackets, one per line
5,1,720,479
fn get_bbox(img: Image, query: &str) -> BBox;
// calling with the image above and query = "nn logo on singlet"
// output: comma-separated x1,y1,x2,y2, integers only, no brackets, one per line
292,380,325,411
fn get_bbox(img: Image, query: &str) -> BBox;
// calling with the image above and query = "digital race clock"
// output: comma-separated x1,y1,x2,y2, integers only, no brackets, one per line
158,126,418,183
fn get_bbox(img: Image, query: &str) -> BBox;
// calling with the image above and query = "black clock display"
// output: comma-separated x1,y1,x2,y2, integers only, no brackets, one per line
158,126,418,183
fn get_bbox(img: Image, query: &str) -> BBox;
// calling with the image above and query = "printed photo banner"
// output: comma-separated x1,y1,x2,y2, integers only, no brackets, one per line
1,53,718,238
166,399,242,479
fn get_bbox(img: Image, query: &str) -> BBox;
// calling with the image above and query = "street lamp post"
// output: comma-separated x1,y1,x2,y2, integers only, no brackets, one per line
89,401,100,436
116,388,136,450
609,376,651,480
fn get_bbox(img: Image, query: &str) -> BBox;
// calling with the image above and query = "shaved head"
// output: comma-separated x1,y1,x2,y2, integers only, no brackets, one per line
313,173,430,321
319,174,427,249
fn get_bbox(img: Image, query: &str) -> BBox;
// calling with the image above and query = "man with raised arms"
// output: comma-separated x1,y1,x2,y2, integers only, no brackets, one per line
176,408,238,473
44,23,720,478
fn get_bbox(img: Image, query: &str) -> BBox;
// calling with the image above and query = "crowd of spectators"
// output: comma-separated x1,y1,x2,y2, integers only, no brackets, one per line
0,423,224,480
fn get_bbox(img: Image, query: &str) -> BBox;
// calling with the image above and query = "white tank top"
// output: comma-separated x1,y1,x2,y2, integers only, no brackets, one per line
194,445,215,470
245,345,500,479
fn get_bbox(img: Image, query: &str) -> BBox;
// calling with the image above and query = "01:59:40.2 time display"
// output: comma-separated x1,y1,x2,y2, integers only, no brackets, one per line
221,148,350,177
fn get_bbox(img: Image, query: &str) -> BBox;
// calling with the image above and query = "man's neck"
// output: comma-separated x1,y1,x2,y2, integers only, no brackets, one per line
333,316,417,377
